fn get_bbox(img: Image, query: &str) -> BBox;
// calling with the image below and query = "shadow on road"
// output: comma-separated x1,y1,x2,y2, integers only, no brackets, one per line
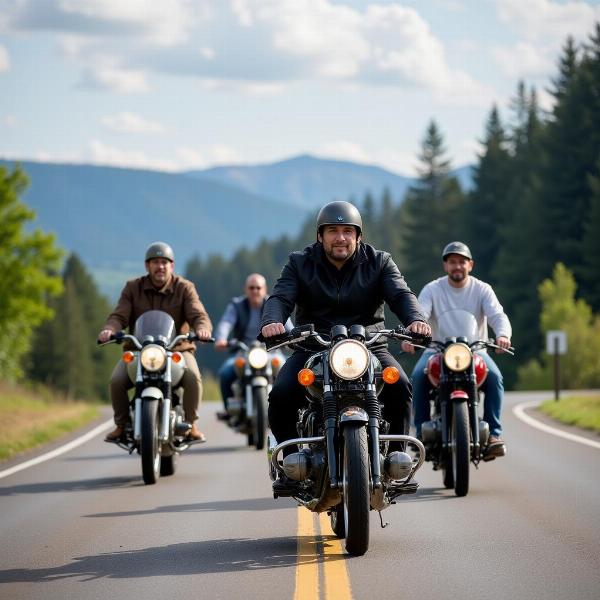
0,536,316,582
0,475,142,496
399,486,457,503
85,496,290,518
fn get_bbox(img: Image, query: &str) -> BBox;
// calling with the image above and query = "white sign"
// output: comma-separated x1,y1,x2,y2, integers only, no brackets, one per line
546,330,567,355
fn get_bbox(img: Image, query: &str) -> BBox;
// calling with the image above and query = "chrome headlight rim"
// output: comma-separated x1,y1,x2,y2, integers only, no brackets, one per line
329,339,369,380
248,347,269,369
443,343,472,372
140,344,167,372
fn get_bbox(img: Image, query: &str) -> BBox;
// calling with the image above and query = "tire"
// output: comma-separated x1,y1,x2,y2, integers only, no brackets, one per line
140,399,161,485
451,401,470,497
330,503,345,538
442,453,454,489
160,451,178,476
342,425,370,556
253,386,268,450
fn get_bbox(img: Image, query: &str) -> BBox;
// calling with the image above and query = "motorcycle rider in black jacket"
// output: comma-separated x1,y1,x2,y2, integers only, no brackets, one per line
260,201,431,493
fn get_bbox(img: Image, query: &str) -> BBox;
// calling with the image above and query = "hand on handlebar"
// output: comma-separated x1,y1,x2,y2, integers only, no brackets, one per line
195,328,213,341
261,322,286,338
401,340,416,354
98,329,114,344
494,335,512,354
214,339,229,350
408,320,431,337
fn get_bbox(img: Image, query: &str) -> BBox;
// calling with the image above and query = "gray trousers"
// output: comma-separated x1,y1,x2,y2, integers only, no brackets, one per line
109,351,203,425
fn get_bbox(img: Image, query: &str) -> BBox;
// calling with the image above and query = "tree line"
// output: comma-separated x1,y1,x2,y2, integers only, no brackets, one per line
1,25,599,398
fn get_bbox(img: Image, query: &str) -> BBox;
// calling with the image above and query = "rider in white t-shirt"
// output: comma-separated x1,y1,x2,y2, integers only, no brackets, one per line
402,241,512,457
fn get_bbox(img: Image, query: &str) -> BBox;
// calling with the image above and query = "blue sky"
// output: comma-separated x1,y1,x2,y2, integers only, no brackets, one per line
1,0,599,176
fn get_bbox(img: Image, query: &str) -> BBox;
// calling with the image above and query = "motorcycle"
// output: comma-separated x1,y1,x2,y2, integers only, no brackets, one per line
99,309,214,485
224,339,283,450
264,323,428,556
419,309,514,497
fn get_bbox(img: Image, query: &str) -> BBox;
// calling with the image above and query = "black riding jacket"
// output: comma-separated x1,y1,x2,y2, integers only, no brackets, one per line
261,242,426,339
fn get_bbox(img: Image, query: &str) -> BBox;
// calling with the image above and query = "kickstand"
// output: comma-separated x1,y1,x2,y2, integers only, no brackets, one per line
378,511,389,529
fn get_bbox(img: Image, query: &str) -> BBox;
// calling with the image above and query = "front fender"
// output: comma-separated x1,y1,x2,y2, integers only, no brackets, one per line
141,387,163,401
251,376,269,387
339,406,369,425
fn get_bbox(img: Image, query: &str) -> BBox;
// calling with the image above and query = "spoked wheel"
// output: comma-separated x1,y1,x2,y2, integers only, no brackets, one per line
253,386,268,450
330,503,345,538
342,425,370,556
451,401,470,497
140,400,161,485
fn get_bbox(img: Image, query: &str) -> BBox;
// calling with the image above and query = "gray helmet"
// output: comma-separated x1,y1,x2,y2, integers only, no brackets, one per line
145,241,174,262
316,201,362,236
442,241,472,261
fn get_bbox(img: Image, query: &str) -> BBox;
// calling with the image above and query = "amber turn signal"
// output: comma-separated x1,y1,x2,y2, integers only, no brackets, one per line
172,352,183,364
122,351,135,363
298,368,315,386
235,357,246,369
382,366,400,384
271,357,281,368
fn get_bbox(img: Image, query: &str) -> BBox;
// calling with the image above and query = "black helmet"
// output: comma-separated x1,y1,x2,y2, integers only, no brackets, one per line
442,241,472,261
316,201,362,236
145,241,174,262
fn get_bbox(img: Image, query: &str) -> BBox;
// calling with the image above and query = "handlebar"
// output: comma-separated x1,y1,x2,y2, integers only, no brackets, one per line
97,331,215,350
262,324,431,352
428,338,515,355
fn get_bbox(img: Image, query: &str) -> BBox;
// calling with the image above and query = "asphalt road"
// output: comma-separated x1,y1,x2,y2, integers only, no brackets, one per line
0,391,598,600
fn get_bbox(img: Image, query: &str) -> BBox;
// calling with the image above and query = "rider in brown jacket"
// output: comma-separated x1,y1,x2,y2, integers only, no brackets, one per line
98,242,212,442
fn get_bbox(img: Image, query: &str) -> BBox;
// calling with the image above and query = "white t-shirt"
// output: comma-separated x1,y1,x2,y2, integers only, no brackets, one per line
418,276,512,341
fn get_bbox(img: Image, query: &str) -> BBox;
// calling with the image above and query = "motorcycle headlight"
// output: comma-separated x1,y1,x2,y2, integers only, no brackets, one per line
140,344,167,372
443,343,472,372
248,347,268,369
329,339,369,380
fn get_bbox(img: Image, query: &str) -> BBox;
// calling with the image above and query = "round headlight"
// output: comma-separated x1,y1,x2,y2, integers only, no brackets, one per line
443,343,472,372
248,347,268,369
140,344,167,371
329,339,369,380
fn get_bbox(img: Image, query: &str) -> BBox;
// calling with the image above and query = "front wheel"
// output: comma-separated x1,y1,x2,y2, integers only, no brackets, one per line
252,386,268,450
140,399,161,485
451,401,470,497
342,425,370,556
160,451,178,476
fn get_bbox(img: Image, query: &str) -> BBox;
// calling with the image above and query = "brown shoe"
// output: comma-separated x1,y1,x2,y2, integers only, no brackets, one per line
187,423,206,443
486,435,506,458
105,425,125,441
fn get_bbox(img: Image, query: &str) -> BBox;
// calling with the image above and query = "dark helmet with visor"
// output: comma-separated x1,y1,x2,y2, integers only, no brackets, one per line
316,201,363,236
442,241,472,261
145,241,175,263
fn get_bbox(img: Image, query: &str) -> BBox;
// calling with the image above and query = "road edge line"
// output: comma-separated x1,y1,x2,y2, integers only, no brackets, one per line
0,418,114,480
512,400,600,450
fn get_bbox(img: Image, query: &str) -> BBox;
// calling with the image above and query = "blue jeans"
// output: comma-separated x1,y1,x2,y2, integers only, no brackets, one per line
412,350,504,437
218,356,237,410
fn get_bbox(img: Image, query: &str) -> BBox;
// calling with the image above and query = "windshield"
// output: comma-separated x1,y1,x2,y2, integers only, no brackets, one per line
133,310,176,343
436,309,479,343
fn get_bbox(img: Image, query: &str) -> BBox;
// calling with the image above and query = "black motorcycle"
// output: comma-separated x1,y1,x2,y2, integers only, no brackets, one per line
419,309,514,497
99,310,214,484
265,323,428,556
223,339,283,450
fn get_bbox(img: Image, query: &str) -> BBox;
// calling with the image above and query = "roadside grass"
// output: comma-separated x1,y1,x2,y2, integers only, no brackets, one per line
202,372,220,403
0,381,102,461
539,394,600,434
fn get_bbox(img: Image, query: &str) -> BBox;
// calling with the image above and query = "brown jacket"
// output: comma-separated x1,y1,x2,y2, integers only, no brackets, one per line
104,274,212,352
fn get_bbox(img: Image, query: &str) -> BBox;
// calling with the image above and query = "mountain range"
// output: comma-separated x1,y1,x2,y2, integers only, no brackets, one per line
2,155,472,298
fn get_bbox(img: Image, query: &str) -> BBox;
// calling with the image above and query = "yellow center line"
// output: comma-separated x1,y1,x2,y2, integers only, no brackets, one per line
294,508,353,600
294,508,319,600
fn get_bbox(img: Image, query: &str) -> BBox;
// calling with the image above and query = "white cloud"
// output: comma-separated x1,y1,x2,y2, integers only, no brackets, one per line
81,57,149,93
87,140,177,171
101,112,165,133
493,42,556,78
494,0,600,43
208,143,243,165
0,44,9,72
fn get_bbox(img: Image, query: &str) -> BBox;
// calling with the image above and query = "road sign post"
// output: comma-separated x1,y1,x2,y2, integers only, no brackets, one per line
546,330,567,401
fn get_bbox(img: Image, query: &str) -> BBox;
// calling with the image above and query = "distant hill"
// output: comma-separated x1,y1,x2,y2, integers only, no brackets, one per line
186,154,414,208
1,160,310,298
186,154,473,209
